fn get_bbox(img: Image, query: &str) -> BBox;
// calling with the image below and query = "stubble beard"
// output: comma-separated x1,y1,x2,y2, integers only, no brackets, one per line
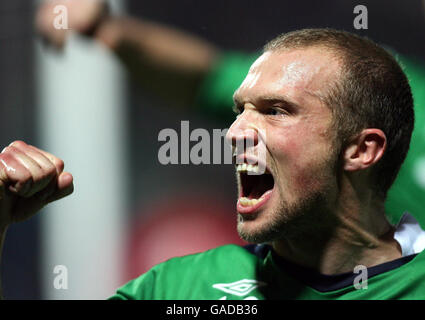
237,159,339,244
236,136,342,244
237,188,333,244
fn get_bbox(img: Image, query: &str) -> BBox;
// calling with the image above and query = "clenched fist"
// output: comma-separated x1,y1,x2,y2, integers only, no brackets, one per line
0,141,73,229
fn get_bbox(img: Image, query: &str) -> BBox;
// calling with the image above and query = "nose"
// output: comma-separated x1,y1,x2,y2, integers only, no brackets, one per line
225,109,259,153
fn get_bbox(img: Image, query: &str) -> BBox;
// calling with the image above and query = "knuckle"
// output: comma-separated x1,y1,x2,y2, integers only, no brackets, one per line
9,140,26,149
1,146,12,154
55,159,65,172
45,164,57,178
32,166,51,183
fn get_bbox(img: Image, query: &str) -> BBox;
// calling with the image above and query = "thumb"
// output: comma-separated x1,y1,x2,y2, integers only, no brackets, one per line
46,172,74,203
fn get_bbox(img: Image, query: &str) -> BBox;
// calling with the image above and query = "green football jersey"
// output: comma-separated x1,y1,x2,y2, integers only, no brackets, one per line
109,243,425,300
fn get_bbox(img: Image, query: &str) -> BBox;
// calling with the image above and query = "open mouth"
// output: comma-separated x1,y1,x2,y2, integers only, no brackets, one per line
236,163,275,214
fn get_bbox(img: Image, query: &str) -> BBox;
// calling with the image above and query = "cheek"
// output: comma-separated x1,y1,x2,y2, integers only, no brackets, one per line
271,131,305,168
273,133,332,194
271,136,304,191
291,163,324,191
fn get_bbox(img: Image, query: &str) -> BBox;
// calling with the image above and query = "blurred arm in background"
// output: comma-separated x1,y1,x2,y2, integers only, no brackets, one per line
37,0,219,107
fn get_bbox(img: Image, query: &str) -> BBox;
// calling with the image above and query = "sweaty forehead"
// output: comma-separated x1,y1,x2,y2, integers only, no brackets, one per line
235,48,341,101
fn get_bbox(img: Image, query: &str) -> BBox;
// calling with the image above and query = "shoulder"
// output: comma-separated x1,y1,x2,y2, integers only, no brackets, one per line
151,244,260,279
109,244,262,300
160,243,250,267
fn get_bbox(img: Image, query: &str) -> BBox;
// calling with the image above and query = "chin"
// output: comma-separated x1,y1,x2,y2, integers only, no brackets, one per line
236,211,286,244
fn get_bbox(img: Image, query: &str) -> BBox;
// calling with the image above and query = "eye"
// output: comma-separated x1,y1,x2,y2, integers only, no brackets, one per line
265,107,287,117
233,105,244,116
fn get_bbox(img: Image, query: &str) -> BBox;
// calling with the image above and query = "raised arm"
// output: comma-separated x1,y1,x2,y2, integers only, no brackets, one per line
36,0,220,107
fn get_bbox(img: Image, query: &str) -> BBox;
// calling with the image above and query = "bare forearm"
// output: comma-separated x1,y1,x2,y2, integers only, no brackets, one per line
94,16,220,106
96,17,218,75
37,0,219,107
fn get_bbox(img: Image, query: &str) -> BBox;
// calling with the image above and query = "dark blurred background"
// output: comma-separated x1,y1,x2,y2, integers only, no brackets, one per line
0,0,423,299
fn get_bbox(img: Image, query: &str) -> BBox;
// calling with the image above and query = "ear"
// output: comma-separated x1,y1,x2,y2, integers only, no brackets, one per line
343,129,387,172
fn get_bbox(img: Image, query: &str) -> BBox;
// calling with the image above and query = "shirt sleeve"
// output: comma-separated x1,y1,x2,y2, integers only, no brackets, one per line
195,51,260,120
107,269,156,300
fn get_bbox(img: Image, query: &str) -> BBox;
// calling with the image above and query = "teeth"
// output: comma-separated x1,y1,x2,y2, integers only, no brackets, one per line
239,197,260,207
236,164,261,174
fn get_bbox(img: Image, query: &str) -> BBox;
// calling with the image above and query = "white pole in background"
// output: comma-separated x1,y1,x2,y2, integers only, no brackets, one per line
35,1,127,299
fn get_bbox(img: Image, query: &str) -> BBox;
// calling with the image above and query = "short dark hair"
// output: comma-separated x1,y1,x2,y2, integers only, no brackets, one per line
264,28,414,198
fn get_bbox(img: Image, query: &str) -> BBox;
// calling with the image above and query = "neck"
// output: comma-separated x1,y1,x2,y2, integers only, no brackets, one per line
272,193,402,275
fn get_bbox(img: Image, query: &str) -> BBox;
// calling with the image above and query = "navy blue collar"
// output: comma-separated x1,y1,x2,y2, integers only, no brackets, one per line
244,244,417,292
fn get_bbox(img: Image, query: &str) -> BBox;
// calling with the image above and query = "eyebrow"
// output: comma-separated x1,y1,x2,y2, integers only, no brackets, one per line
232,93,300,112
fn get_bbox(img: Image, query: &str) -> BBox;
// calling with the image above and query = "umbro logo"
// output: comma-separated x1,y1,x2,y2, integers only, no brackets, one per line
212,279,266,297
